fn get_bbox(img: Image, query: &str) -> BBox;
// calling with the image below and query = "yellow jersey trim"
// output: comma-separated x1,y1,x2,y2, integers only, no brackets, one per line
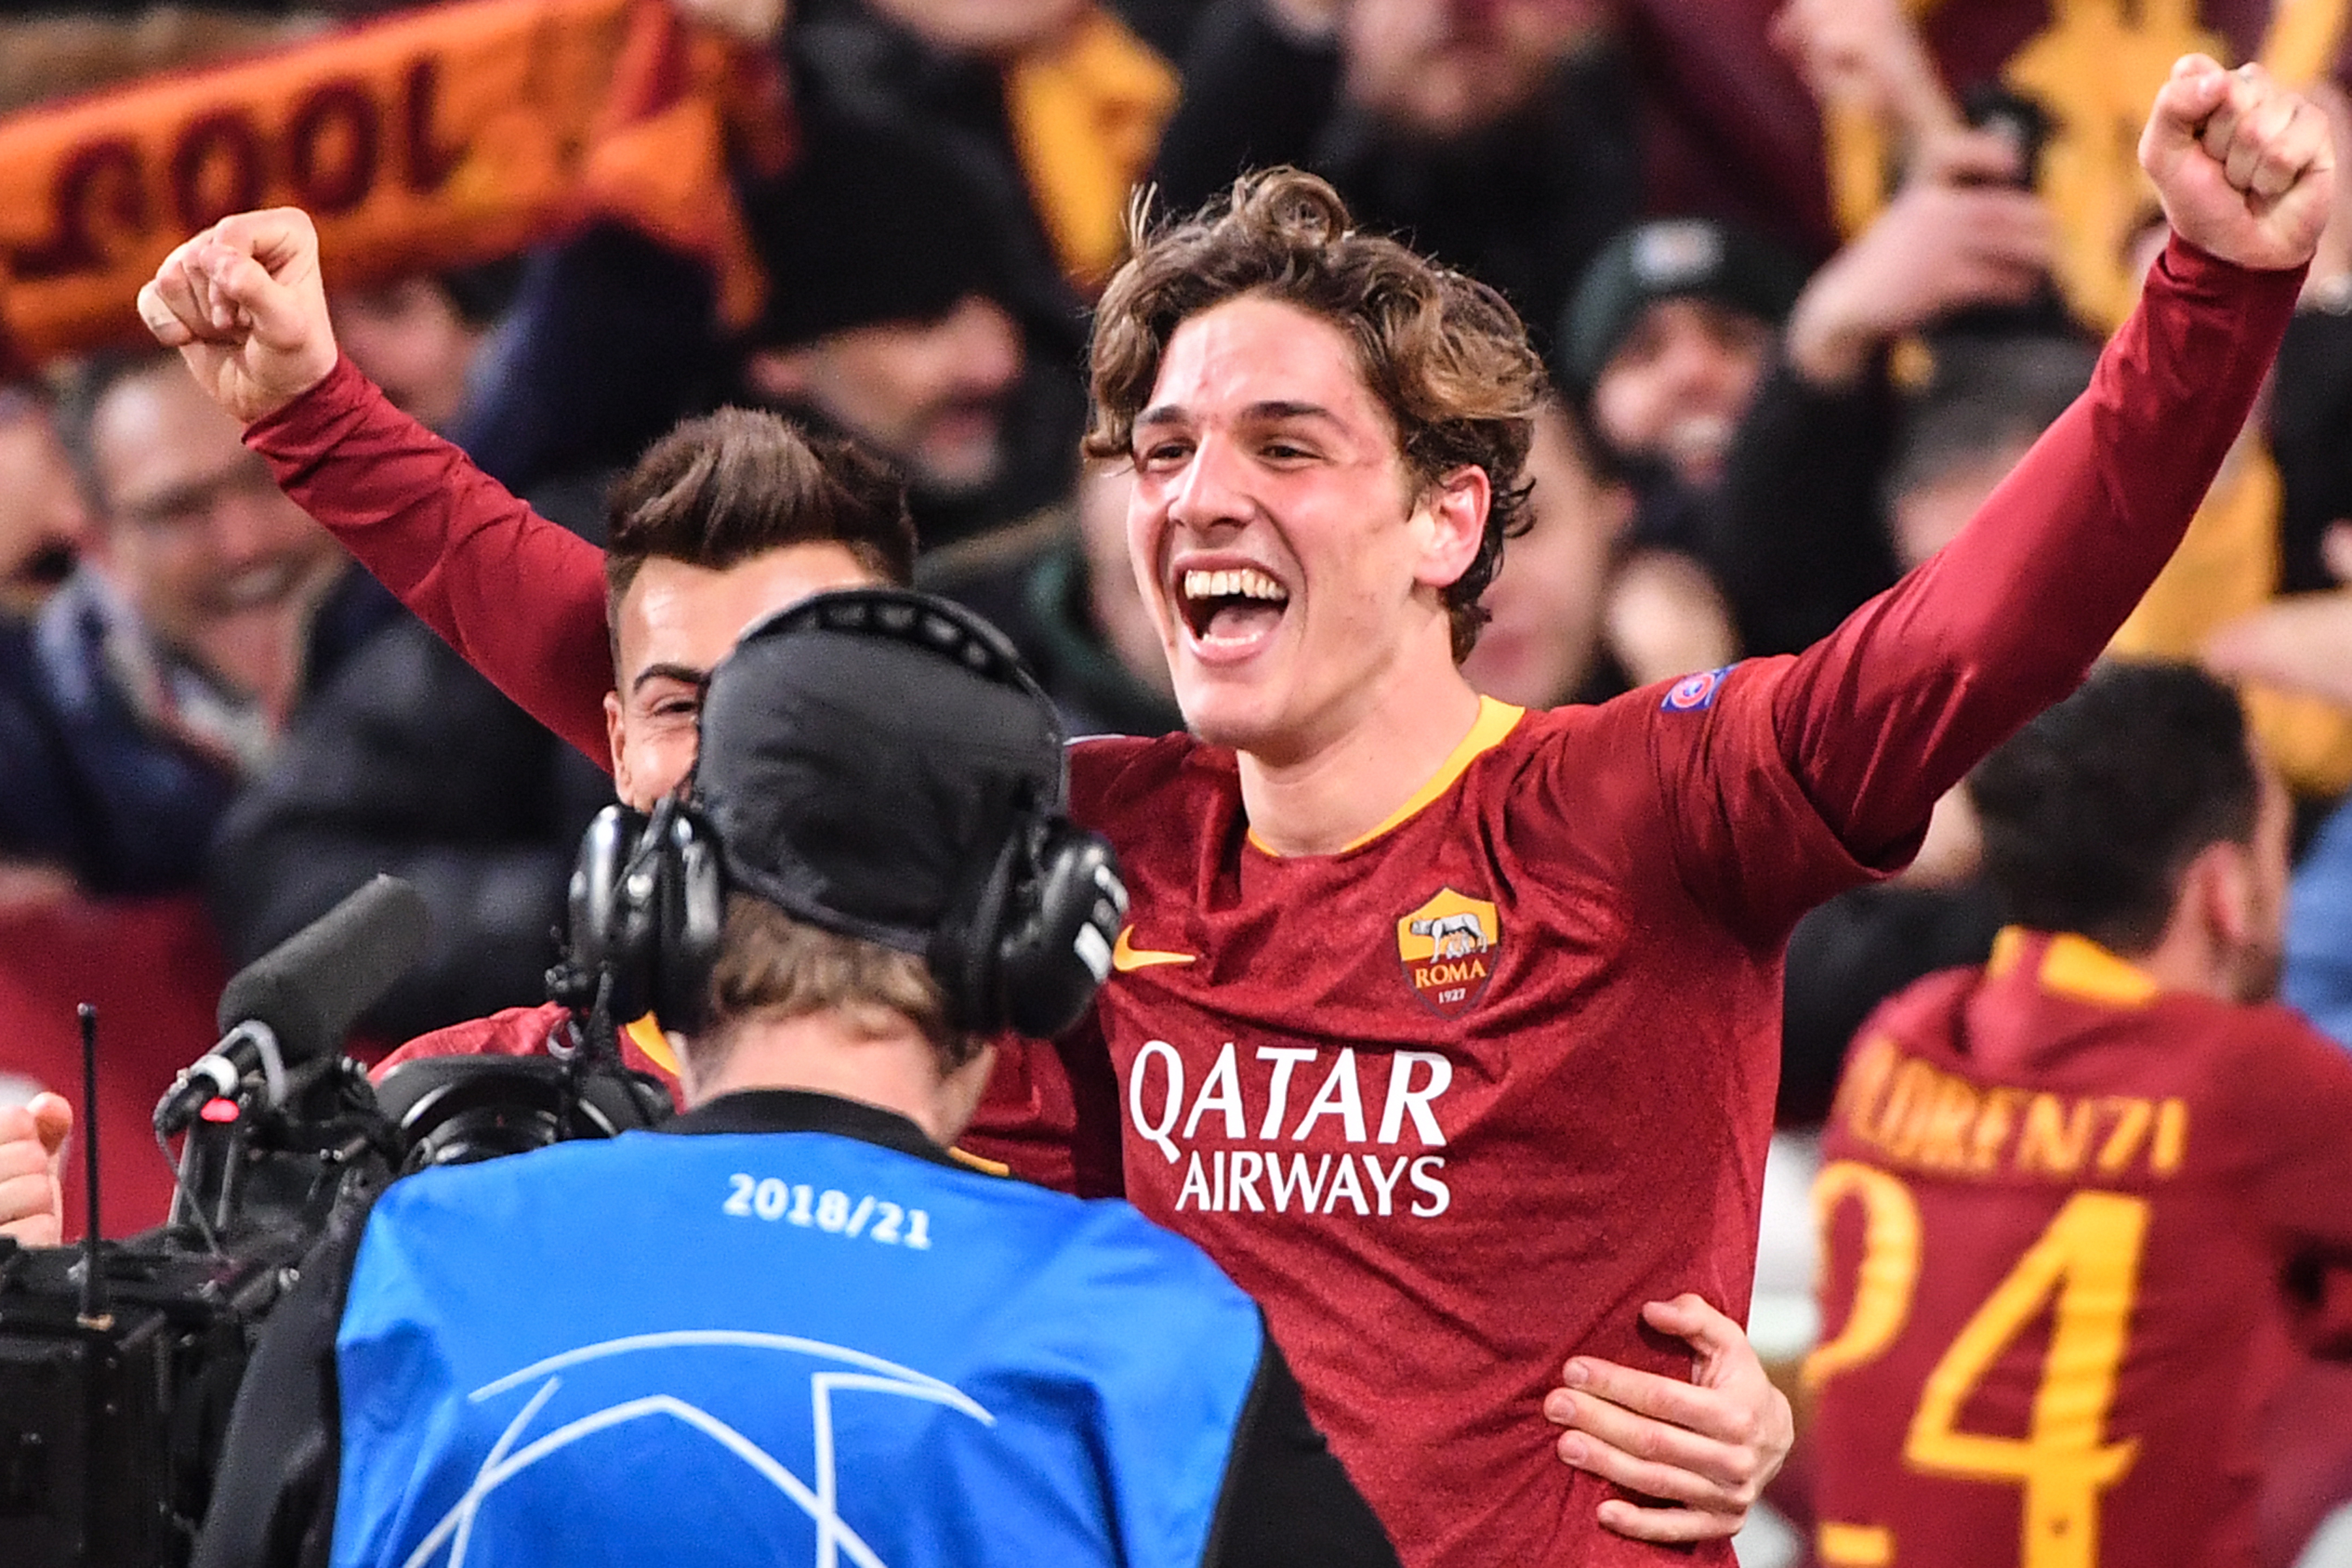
625,1012,680,1075
1247,696,1526,858
1990,926,2161,1008
1816,1522,1893,1567
1986,926,2029,980
947,1147,1012,1177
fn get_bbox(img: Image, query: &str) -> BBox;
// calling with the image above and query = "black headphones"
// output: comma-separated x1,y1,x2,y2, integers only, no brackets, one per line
930,803,1127,1038
567,794,727,1034
564,590,1127,1041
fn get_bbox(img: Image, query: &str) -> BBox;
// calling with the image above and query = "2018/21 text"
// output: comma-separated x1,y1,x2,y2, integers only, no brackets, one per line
723,1174,932,1249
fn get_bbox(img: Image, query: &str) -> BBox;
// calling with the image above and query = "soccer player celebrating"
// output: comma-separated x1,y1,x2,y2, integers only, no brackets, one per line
133,54,2330,1568
1804,662,2352,1568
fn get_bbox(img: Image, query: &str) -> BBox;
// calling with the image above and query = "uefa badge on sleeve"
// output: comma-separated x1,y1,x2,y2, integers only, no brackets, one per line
1661,664,1737,713
1396,888,1501,1017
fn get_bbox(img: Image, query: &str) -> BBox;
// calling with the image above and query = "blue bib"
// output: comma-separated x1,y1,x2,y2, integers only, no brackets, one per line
331,1128,1264,1568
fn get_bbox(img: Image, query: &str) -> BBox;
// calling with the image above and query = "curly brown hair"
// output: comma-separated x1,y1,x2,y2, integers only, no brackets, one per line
1085,169,1546,661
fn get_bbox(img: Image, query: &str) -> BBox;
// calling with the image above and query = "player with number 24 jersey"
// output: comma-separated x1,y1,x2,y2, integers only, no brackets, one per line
1808,930,2352,1568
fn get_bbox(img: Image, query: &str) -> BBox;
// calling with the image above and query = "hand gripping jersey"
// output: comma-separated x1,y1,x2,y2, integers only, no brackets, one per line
241,237,2302,1567
1807,931,2352,1568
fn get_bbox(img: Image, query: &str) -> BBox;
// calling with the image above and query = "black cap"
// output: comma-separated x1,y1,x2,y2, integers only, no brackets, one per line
691,589,1066,955
739,110,1014,351
1558,218,1807,392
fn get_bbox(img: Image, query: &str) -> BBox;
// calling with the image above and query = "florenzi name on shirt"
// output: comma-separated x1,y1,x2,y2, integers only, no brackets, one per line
1127,1041,1454,1217
1830,1035,2189,1184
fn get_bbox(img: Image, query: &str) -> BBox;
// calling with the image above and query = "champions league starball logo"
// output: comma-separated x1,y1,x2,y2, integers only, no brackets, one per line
395,1331,994,1568
1396,888,1500,1017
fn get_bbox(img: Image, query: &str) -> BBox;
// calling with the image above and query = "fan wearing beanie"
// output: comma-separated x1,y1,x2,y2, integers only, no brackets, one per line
1551,218,1806,689
1560,218,1808,495
733,108,1086,549
189,587,1399,1568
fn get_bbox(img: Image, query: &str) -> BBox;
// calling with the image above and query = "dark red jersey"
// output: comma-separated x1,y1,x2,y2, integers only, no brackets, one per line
1024,682,1876,1567
244,238,2300,1567
372,1000,685,1099
1809,931,2352,1568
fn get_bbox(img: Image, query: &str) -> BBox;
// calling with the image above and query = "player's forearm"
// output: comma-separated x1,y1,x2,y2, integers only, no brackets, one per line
1775,237,2303,863
246,357,614,767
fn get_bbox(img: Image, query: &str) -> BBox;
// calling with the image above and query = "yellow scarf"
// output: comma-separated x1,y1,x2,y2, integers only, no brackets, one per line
1002,7,1178,291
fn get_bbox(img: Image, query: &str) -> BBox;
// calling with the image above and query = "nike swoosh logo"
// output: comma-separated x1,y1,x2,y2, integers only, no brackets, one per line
1112,925,1196,972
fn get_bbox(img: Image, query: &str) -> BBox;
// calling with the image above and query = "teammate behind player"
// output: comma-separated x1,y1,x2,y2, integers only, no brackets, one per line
129,53,2332,1568
1805,661,2352,1568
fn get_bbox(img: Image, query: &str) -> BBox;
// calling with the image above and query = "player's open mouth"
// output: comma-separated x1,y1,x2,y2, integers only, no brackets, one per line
1177,565,1290,650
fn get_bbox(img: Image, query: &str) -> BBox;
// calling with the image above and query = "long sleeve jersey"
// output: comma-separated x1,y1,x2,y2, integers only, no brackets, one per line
244,237,2302,1566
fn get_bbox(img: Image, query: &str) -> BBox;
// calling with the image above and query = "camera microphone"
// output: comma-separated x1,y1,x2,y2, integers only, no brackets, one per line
154,875,431,1135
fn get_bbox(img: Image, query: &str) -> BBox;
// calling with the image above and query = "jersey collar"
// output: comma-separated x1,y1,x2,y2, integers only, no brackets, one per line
1987,927,2161,1008
666,1087,966,1168
1246,694,1526,858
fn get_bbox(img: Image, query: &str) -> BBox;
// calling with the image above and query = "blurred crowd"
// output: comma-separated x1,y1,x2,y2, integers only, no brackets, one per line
5,0,2352,1560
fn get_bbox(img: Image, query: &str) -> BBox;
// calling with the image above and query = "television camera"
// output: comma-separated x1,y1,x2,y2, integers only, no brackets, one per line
0,872,669,1567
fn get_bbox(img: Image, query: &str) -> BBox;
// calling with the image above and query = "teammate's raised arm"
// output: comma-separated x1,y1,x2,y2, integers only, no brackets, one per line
137,208,613,761
137,208,342,427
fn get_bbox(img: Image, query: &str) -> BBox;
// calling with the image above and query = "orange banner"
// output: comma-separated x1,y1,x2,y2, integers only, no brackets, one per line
0,0,661,375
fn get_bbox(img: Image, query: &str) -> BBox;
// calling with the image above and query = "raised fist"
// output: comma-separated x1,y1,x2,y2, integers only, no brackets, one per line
2142,56,2334,272
136,207,341,426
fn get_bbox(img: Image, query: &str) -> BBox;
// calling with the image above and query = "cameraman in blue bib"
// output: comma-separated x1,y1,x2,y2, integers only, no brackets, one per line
192,587,1398,1568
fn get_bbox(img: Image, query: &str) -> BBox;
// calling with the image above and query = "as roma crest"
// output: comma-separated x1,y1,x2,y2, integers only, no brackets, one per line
1396,888,1500,1017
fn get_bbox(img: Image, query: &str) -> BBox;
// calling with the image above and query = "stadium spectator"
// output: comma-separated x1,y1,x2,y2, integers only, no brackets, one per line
0,384,92,619
1610,0,2298,299
1805,661,2352,1568
921,461,1185,737
190,584,1404,1568
0,384,93,903
328,263,521,436
0,351,393,896
459,105,1085,550
1554,214,1805,681
732,110,1080,547
1707,129,2061,656
1455,399,1633,709
793,0,1180,291
1752,0,2352,807
1561,218,1806,496
1151,0,1639,335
